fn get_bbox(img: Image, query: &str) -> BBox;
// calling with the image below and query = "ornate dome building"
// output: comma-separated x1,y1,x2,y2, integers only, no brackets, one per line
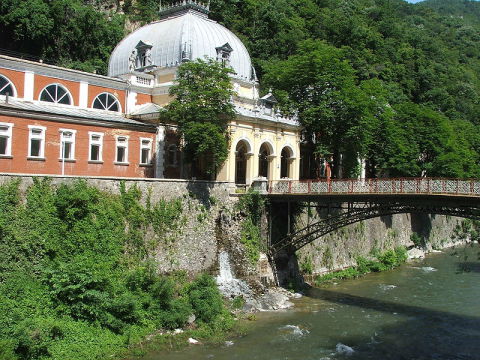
109,1,301,184
0,0,303,185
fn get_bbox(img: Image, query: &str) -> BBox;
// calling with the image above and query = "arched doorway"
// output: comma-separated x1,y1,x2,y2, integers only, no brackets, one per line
235,141,248,184
280,147,293,178
258,143,271,178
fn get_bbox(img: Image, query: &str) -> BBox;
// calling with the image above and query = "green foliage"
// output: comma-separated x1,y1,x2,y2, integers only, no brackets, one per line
231,296,245,310
299,255,314,275
162,58,236,177
0,0,124,75
236,190,266,264
149,197,184,240
411,232,426,248
376,247,407,269
453,219,480,242
315,247,407,285
187,274,225,323
252,0,480,178
240,218,262,265
183,122,229,176
236,189,265,225
0,179,232,359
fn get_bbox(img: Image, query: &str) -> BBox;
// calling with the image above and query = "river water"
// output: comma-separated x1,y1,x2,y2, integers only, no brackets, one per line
143,245,480,360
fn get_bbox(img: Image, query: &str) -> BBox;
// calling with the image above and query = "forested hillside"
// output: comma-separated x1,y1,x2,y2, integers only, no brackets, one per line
420,0,480,25
1,0,480,177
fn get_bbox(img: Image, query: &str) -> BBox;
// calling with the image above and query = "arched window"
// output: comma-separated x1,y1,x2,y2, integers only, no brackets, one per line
0,75,16,97
258,143,271,179
235,141,248,184
281,147,293,178
92,93,121,112
39,84,72,105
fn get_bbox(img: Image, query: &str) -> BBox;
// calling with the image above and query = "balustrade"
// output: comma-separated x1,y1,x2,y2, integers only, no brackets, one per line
267,178,480,196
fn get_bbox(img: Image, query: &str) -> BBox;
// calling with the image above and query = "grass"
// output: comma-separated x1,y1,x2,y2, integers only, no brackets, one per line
315,247,408,285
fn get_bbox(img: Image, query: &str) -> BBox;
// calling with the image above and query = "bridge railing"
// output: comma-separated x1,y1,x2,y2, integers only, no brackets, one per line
268,178,480,196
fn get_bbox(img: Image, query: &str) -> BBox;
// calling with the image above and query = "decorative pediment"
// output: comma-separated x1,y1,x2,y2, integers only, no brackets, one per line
216,43,233,67
260,91,278,105
135,40,153,51
129,40,154,72
215,43,233,54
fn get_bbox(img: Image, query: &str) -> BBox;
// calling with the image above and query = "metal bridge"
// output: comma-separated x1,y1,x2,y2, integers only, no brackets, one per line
265,178,480,257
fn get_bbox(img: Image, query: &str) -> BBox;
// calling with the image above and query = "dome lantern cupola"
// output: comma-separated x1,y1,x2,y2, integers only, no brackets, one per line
158,0,210,18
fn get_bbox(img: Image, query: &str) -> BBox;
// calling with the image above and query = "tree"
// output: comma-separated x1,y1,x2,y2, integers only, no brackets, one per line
369,102,480,178
0,0,124,75
264,40,384,177
162,58,236,178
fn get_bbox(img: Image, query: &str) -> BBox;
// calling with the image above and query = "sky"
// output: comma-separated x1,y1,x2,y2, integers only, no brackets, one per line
406,0,480,2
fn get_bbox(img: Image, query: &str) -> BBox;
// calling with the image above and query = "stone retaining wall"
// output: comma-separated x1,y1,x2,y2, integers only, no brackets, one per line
294,211,466,277
0,173,239,274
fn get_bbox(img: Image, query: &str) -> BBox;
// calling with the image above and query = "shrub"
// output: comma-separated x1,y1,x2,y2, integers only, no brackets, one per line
235,189,265,225
125,261,158,292
0,179,231,358
12,317,64,360
0,339,17,360
240,218,262,264
188,274,224,323
356,256,377,274
150,277,176,309
158,297,192,329
43,261,112,321
105,293,141,332
55,180,99,226
300,256,314,274
316,247,408,285
410,232,426,248
150,198,183,237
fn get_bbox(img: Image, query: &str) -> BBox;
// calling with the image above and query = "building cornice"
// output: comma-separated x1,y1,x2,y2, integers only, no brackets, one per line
0,55,150,94
0,107,156,133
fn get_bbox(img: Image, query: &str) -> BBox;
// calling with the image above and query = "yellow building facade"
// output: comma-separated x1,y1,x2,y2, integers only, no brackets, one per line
109,1,302,184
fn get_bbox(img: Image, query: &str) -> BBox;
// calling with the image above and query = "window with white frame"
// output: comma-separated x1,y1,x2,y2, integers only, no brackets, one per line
59,129,76,160
0,75,16,97
92,93,121,112
140,138,152,165
28,125,46,158
40,84,72,105
115,136,129,163
0,123,13,156
88,132,103,161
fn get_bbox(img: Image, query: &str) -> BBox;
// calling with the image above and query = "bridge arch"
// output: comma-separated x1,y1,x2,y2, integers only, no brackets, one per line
269,197,480,256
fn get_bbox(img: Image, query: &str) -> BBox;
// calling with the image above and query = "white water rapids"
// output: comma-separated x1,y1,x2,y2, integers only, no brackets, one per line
215,251,253,298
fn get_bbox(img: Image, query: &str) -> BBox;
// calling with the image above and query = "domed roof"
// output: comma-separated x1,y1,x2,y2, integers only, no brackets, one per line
108,5,253,81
